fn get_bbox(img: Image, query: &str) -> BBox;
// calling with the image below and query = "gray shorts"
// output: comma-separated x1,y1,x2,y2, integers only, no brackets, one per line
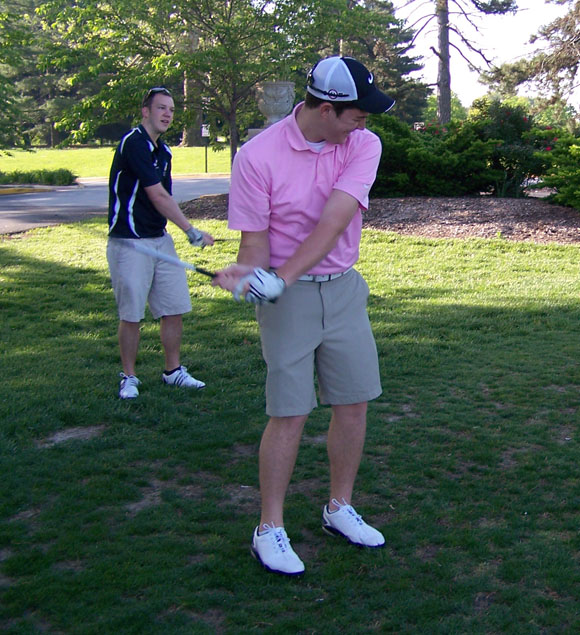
107,233,192,322
256,269,382,417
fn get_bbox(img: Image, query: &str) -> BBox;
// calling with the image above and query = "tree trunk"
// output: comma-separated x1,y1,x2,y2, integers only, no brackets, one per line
436,0,451,124
180,32,202,146
229,111,239,165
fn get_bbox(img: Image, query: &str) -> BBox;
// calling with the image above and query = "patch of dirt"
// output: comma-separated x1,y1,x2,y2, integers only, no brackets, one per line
181,193,580,244
35,425,106,448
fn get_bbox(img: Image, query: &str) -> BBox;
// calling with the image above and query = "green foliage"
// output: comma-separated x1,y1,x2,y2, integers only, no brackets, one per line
468,98,551,197
0,168,76,185
537,129,580,209
471,0,517,14
401,0,517,124
369,115,498,196
480,3,580,107
28,0,422,159
368,96,580,201
0,7,33,149
421,92,468,121
468,97,532,143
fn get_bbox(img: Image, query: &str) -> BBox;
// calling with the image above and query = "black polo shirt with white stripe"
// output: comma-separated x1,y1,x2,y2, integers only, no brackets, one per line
108,124,172,238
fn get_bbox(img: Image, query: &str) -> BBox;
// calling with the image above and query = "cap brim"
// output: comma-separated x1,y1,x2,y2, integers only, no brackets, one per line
354,90,395,114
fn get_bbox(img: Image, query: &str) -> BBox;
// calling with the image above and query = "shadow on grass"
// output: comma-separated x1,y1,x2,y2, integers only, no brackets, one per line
1,241,580,632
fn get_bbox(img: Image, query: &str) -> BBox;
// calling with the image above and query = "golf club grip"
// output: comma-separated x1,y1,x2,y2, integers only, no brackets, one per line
195,266,216,278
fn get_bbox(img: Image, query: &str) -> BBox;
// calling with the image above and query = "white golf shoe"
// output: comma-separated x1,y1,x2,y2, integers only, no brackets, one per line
322,498,385,548
162,366,205,389
119,373,140,399
251,524,305,576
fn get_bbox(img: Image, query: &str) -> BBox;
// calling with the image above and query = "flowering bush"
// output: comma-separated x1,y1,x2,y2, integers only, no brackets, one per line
537,131,580,209
467,99,550,197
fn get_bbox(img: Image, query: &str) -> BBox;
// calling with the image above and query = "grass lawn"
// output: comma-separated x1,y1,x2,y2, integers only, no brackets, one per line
0,147,231,178
1,220,579,633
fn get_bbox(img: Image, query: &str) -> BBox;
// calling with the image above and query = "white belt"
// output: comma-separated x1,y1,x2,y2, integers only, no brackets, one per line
297,268,352,283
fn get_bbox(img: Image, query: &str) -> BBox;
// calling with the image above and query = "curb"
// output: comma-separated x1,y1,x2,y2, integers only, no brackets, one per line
0,186,54,195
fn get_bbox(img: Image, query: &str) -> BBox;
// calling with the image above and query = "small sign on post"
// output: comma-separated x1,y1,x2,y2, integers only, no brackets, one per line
201,124,210,173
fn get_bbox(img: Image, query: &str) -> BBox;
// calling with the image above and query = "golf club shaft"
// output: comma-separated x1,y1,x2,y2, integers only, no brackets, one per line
129,240,215,278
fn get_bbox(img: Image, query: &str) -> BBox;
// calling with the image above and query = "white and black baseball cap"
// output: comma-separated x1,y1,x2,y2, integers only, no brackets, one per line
306,56,395,114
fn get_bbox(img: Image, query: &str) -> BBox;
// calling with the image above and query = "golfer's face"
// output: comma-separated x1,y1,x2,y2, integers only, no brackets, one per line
329,107,369,144
145,94,175,135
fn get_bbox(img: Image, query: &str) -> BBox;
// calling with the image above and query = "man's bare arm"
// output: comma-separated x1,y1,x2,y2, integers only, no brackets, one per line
144,183,214,244
237,230,270,268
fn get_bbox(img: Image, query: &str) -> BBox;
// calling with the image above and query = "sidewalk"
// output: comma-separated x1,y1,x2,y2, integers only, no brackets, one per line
0,174,230,235
0,173,231,195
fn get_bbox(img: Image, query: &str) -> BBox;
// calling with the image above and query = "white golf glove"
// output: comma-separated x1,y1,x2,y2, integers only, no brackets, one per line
185,227,206,248
233,268,286,304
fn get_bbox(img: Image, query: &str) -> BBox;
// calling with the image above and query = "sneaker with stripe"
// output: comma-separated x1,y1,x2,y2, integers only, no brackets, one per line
322,498,385,547
251,524,305,576
119,373,140,399
162,365,205,389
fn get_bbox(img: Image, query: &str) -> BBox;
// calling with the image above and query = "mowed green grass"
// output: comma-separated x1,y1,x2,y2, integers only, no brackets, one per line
0,146,231,178
1,219,579,633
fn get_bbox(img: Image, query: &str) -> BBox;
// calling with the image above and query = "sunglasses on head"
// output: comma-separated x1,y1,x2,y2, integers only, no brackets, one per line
142,87,172,106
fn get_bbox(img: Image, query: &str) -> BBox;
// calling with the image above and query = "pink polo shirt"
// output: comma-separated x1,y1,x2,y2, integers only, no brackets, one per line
227,102,382,274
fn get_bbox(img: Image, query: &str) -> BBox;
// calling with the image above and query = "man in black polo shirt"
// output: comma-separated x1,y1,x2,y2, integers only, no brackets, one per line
107,87,213,399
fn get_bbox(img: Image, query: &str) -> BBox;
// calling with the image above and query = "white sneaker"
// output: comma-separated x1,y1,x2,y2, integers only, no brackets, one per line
251,524,305,576
162,366,205,389
119,373,140,399
322,498,385,547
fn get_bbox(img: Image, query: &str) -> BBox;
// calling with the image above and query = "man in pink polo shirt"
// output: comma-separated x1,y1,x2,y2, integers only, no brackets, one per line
213,56,394,576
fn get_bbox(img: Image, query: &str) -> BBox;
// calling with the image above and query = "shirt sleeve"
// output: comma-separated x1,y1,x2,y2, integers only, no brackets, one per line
227,144,271,231
332,131,382,211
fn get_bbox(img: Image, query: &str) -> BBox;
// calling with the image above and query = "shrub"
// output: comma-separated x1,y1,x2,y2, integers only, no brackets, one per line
0,168,77,186
468,99,550,197
368,116,498,197
368,100,579,203
537,130,580,209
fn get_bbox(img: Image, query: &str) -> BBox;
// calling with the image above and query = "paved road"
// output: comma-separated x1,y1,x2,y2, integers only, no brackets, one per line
0,175,230,235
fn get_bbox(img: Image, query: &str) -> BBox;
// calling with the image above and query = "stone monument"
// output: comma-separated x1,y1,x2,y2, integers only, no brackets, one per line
247,80,295,140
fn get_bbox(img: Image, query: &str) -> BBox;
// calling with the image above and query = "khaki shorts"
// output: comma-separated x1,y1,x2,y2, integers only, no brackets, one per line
107,233,191,322
256,269,382,417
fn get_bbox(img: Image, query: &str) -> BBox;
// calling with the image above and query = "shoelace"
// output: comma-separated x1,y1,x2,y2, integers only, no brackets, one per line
261,523,291,553
330,497,364,525
120,373,139,386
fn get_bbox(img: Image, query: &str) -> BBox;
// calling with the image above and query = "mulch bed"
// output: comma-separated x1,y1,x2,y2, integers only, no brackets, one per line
181,193,580,244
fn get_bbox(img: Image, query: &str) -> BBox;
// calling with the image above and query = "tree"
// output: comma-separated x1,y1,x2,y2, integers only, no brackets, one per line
338,0,430,123
395,0,517,124
528,0,580,98
35,0,424,160
0,5,32,148
482,1,580,112
421,92,468,122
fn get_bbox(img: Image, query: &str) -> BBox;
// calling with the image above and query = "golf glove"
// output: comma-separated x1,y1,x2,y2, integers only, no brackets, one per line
233,268,286,304
185,227,205,247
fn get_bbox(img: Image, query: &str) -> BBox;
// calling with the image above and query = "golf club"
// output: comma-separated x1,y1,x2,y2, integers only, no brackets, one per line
129,240,216,278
